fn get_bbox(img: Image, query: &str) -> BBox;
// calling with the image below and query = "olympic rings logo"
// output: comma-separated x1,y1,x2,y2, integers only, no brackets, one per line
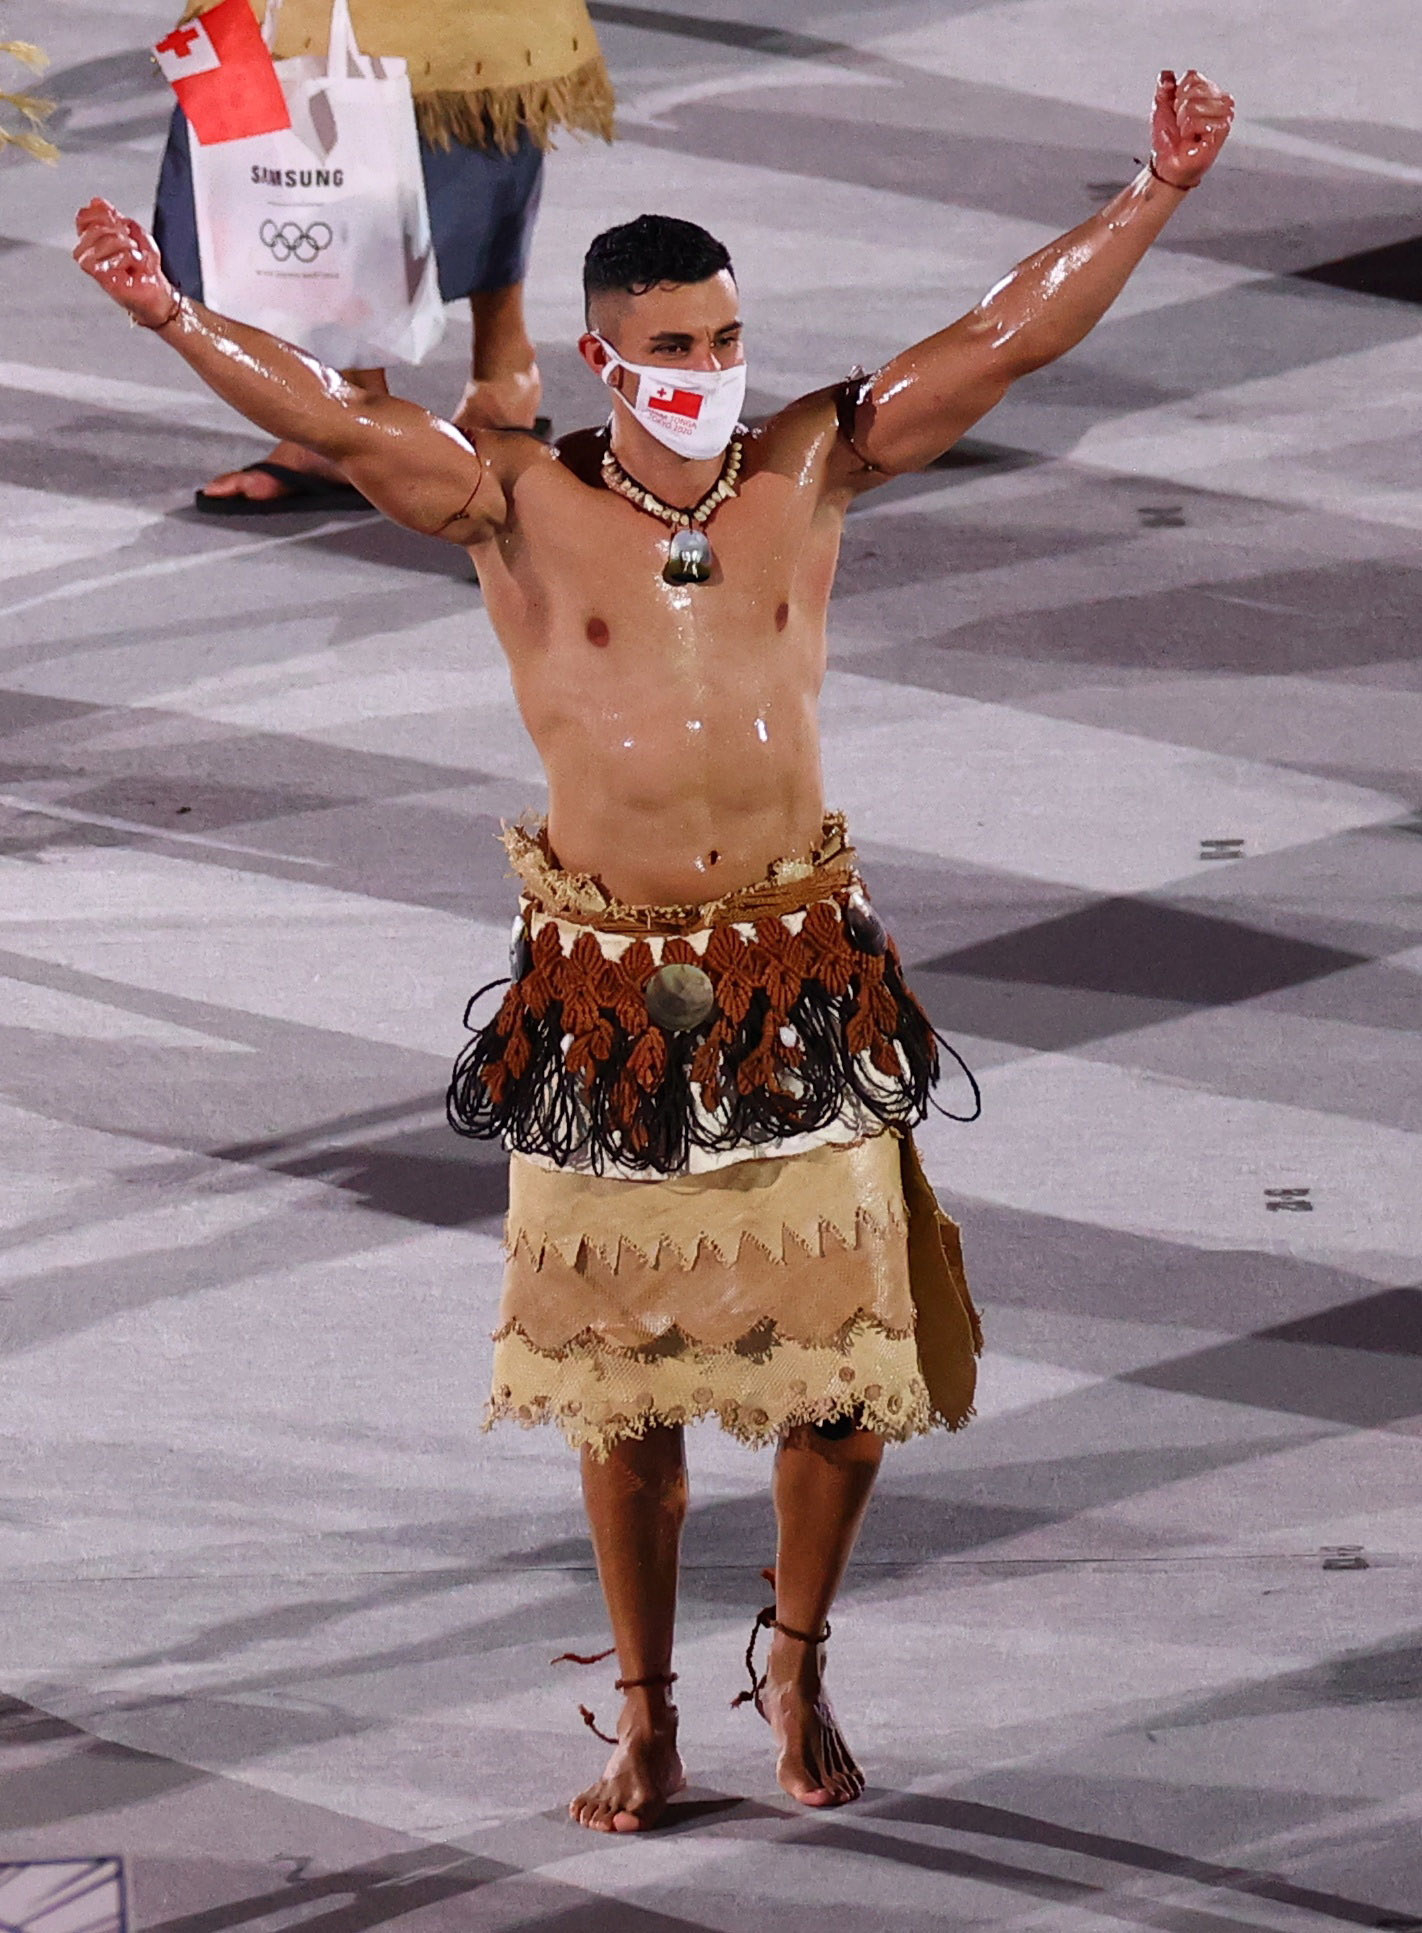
258,219,333,264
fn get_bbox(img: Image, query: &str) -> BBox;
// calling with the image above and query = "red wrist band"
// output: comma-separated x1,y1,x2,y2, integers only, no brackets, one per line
1147,156,1194,190
130,289,185,330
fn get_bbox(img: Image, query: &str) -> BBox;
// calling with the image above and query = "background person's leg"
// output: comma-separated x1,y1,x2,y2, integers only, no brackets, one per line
761,1421,885,1806
152,108,203,303
570,1424,688,1832
423,129,545,436
456,282,542,434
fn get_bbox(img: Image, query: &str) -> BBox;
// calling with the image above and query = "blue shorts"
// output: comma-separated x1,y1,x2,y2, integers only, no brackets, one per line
153,107,544,305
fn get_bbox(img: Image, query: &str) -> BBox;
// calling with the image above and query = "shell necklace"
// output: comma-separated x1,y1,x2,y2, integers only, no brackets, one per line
600,432,744,585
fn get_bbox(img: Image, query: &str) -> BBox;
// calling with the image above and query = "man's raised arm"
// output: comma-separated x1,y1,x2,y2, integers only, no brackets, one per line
72,198,506,544
837,70,1234,480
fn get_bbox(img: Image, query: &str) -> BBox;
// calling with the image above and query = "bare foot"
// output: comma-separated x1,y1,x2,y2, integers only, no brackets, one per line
451,365,542,437
759,1630,865,1807
568,1689,686,1833
200,439,347,502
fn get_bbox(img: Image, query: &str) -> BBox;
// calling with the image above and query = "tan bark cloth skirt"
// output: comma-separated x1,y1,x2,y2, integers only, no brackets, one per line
491,1128,981,1457
482,820,982,1457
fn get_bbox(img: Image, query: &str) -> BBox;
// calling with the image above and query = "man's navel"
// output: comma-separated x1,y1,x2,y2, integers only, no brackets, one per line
774,602,790,632
586,616,610,648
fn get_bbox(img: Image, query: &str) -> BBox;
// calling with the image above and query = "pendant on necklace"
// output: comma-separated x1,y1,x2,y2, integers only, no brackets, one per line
664,527,714,586
602,432,743,590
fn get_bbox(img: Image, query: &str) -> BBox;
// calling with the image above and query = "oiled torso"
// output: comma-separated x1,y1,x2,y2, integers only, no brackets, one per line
470,415,848,905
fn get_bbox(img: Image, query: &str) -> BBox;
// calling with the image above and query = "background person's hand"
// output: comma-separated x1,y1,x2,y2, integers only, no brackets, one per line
73,198,178,327
1150,69,1234,189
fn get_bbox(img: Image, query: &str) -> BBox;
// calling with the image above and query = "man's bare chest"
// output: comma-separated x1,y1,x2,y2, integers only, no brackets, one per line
490,455,841,610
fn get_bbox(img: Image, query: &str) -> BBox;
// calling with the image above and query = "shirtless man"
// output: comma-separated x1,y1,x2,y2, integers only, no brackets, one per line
74,68,1232,1832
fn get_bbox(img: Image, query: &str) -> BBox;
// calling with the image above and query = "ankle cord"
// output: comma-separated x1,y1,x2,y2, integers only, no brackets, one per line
552,1647,677,1744
731,1602,832,1712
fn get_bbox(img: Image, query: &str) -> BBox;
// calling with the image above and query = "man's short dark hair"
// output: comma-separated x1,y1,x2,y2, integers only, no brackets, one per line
583,214,733,320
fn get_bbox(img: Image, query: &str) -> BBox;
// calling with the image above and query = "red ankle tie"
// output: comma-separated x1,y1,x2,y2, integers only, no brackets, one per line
731,1601,831,1714
552,1648,677,1744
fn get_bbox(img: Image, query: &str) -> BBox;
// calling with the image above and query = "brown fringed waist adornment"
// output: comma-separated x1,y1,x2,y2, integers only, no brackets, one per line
447,815,978,1177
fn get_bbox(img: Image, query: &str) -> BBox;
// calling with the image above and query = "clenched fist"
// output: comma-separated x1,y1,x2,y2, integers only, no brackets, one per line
1151,69,1233,189
73,198,180,328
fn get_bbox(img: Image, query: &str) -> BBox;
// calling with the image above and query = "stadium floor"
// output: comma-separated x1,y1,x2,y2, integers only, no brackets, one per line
1,2,1419,1927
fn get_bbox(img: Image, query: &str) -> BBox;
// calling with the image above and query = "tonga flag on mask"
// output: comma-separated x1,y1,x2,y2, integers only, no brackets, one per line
646,384,705,422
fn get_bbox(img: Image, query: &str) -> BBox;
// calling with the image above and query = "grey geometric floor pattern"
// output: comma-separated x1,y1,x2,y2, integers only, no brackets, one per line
2,1,1419,1927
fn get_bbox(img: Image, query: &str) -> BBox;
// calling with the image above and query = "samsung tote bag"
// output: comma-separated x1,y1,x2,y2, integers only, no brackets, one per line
190,0,446,368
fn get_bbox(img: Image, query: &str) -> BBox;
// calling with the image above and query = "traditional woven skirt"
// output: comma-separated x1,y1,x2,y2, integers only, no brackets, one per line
449,815,981,1456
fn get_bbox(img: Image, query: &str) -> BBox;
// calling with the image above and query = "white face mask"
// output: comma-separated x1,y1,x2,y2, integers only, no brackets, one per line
594,334,747,460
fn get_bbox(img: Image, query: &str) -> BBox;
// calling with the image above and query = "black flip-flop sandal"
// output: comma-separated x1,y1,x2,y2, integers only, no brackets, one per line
193,460,376,516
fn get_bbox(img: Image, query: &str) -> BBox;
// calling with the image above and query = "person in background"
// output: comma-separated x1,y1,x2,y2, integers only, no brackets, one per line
153,0,614,511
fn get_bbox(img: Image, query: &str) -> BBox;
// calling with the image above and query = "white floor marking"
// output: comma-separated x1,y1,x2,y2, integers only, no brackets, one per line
0,795,331,867
0,482,159,585
0,518,359,625
820,670,1405,894
0,358,243,433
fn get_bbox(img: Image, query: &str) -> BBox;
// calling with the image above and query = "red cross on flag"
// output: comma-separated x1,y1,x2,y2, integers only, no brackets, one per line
153,0,290,145
646,384,705,421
